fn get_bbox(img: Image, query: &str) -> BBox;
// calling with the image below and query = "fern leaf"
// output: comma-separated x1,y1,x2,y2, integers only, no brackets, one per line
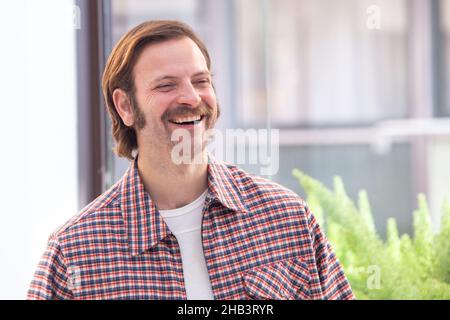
359,190,376,234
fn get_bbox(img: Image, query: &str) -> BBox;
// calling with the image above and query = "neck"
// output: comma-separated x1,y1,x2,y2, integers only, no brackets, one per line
137,149,208,210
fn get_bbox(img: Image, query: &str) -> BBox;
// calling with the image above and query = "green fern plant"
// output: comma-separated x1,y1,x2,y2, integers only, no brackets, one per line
292,169,450,299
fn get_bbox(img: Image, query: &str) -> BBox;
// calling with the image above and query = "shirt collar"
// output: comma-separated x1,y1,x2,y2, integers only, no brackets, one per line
120,152,248,256
206,152,248,214
120,159,171,256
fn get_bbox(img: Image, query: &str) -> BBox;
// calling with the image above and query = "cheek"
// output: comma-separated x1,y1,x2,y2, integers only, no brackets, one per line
202,90,217,109
145,94,172,120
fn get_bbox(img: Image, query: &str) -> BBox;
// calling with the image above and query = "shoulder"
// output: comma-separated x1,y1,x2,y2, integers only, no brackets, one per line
49,180,123,243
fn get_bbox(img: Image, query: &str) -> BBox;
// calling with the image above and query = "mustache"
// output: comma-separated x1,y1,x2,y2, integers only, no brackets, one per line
162,103,213,121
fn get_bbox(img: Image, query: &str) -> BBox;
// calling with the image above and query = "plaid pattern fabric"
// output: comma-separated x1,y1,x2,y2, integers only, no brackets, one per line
27,154,355,300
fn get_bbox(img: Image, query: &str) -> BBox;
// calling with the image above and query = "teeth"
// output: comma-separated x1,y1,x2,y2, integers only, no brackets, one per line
171,115,202,124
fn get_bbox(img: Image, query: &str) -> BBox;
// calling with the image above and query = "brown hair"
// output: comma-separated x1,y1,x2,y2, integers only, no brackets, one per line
102,20,212,160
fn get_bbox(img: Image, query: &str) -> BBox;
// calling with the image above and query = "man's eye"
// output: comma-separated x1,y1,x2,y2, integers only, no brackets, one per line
156,84,175,91
194,79,211,85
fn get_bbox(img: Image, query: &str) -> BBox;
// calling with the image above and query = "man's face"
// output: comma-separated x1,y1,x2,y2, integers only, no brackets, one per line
131,37,219,158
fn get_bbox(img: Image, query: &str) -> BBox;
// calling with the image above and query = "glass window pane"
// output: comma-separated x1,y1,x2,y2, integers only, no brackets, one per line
237,143,414,238
438,0,450,116
111,0,200,43
236,0,409,127
102,0,450,239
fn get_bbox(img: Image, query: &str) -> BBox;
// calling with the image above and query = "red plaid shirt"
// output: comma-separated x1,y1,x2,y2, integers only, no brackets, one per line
27,154,354,300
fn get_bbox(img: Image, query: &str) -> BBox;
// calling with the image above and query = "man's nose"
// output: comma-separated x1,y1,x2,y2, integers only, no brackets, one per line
176,82,201,107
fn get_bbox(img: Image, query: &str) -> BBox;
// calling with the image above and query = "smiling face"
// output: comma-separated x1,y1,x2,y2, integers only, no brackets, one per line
127,37,219,160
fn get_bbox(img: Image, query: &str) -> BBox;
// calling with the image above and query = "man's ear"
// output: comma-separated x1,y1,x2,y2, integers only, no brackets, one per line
112,88,135,127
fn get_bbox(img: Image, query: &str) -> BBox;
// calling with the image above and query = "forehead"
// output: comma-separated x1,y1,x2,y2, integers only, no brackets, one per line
133,37,209,81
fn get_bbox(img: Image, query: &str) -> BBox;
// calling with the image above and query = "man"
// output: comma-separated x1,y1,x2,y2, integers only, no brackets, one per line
28,20,354,300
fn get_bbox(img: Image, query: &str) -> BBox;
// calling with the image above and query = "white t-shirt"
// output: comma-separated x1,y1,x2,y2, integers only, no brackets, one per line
158,189,214,300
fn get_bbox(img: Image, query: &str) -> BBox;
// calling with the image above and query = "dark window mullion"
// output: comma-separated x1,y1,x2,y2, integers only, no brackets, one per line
76,0,106,208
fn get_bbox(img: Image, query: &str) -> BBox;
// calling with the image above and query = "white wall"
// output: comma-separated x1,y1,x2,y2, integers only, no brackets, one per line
0,0,78,299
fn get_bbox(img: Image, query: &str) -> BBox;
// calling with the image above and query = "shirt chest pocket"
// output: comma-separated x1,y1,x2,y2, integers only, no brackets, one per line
241,257,311,300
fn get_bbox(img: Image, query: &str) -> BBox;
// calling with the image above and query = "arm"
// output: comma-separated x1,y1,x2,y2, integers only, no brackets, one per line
305,205,355,300
27,235,74,300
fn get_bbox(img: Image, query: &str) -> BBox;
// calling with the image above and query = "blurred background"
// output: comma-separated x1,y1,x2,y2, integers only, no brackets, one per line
0,0,449,299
